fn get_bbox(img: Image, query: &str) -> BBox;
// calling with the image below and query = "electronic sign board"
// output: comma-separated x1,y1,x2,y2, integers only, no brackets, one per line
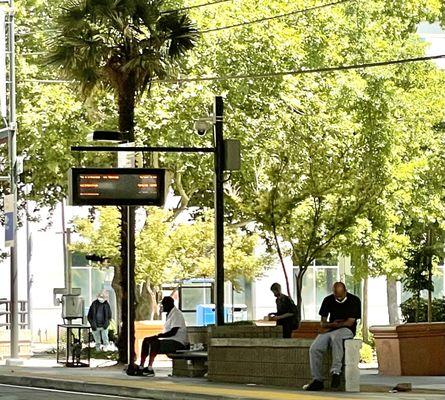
69,168,166,206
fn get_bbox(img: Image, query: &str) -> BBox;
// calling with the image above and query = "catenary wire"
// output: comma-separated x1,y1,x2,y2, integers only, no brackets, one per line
161,0,234,14
17,0,355,41
20,54,445,85
199,0,356,34
161,54,445,83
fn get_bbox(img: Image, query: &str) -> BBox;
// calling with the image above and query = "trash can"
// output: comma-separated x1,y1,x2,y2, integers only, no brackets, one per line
226,304,248,323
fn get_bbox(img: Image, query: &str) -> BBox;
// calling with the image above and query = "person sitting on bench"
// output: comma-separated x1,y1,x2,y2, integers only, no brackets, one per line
138,296,188,376
304,282,361,391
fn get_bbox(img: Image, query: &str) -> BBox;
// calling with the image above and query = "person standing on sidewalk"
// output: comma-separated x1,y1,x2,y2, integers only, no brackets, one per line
87,291,112,351
268,283,299,338
304,282,361,391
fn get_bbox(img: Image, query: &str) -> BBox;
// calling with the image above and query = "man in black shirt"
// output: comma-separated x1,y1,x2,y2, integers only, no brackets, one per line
304,282,361,391
268,283,299,338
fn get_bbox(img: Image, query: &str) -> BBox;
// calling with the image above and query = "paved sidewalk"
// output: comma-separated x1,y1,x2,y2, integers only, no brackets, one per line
0,359,444,400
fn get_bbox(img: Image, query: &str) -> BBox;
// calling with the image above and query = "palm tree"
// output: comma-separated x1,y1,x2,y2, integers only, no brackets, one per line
47,0,198,136
47,0,198,362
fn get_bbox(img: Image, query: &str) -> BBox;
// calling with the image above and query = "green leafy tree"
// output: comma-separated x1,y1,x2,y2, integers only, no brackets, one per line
46,0,198,362
71,207,269,320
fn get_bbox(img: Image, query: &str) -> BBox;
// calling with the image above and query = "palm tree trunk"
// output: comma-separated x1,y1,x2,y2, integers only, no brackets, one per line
117,77,137,364
118,77,136,139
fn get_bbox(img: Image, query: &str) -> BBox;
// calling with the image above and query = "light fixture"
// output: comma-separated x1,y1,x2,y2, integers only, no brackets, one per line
88,130,131,143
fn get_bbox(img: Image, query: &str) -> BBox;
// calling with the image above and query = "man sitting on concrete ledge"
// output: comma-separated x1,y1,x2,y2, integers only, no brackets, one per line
304,282,361,391
137,296,188,376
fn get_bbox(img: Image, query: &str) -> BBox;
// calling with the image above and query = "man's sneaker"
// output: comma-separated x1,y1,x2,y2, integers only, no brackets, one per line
142,367,155,377
303,380,324,391
331,373,341,389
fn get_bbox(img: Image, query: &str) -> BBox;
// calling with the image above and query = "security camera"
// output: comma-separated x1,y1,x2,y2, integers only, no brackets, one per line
194,118,213,136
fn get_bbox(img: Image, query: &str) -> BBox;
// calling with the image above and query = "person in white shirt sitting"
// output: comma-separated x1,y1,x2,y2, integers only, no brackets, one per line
138,296,188,376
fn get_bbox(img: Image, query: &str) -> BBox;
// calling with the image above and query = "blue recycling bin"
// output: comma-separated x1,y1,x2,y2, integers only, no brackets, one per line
196,304,246,326
196,304,216,326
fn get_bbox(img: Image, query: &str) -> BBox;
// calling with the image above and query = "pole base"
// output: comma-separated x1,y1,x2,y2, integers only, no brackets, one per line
5,358,24,366
125,363,142,376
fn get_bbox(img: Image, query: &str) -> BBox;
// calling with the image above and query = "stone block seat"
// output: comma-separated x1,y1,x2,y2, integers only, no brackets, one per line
208,338,362,391
168,350,208,377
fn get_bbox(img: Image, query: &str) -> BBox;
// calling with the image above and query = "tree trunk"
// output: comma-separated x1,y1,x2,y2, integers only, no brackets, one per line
386,276,400,325
272,229,291,296
362,276,369,343
111,265,123,328
118,77,136,139
134,282,160,321
117,76,137,364
295,268,306,322
427,228,433,323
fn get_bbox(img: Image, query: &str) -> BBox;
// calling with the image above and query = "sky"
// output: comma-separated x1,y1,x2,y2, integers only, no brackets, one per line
418,22,445,69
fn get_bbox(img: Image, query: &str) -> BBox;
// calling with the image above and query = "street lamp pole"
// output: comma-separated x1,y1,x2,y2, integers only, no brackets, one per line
213,96,225,326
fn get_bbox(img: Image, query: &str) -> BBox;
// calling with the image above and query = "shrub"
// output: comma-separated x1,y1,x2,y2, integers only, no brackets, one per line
401,297,445,322
360,343,374,364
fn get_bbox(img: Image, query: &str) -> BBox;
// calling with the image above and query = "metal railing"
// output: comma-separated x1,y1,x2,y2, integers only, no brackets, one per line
0,299,29,329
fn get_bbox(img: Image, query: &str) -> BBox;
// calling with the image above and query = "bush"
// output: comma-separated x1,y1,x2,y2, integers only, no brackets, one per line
401,297,445,322
360,343,374,364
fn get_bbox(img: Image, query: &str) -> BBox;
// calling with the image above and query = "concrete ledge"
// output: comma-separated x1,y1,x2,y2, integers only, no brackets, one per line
210,338,314,347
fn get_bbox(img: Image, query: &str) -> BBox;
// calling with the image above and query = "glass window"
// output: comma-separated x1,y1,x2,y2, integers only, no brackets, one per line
180,287,212,311
71,252,88,267
71,268,90,306
316,267,338,311
432,267,444,299
300,267,316,320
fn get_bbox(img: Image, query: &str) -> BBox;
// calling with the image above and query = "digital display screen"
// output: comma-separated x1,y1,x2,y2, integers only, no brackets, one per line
69,168,166,206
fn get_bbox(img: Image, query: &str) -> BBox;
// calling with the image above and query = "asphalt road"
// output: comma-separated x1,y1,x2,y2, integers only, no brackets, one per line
1,383,444,400
0,384,140,400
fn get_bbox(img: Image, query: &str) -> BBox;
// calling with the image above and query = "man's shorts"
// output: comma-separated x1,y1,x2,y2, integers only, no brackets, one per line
158,339,187,354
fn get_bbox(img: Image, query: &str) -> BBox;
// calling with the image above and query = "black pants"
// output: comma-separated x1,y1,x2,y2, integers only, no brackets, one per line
280,322,294,338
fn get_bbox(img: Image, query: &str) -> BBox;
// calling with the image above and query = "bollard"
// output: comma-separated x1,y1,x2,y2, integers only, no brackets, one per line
344,339,362,392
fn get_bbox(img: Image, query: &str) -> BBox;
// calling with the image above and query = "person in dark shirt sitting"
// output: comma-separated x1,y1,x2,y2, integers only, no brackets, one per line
268,283,299,338
304,282,361,391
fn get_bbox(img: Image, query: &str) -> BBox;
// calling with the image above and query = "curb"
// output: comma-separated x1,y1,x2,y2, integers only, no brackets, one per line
1,374,444,399
0,374,243,400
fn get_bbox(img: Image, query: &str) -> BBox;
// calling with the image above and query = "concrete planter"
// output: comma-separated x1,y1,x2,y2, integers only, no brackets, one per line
370,323,445,376
292,320,323,339
207,325,282,339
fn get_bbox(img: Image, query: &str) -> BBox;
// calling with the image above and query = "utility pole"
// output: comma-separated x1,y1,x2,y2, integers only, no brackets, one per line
214,96,225,325
4,0,19,363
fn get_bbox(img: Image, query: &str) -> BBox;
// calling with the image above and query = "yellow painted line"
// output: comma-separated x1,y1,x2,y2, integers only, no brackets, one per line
8,370,364,400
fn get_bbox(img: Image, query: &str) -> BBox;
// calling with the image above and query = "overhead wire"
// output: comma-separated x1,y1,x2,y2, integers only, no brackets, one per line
20,54,445,85
16,0,236,37
163,54,445,83
199,0,356,34
161,0,234,14
17,0,354,41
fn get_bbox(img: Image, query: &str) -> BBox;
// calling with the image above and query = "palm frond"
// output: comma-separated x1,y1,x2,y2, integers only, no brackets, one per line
157,12,199,58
